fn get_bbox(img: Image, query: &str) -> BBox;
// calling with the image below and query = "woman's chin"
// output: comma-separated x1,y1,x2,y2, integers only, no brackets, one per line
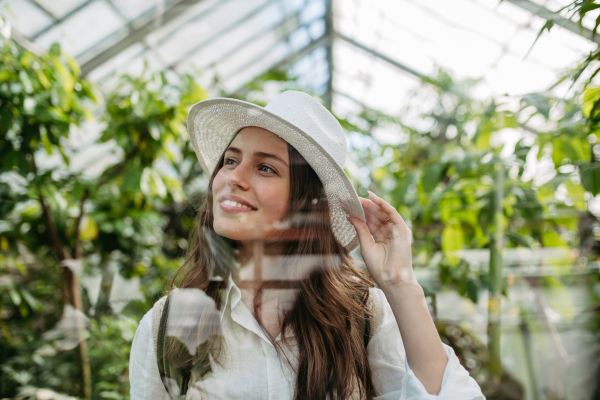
213,225,263,242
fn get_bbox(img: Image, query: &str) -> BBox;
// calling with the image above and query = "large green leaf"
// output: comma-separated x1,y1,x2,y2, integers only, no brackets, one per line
541,229,567,247
421,161,444,193
442,222,464,263
580,162,600,195
523,93,550,119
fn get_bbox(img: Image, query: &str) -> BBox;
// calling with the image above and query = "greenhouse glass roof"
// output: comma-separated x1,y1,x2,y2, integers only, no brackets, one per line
1,0,597,116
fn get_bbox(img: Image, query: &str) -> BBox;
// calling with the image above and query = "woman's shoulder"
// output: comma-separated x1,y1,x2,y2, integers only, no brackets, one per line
147,289,179,318
135,293,170,332
132,292,172,355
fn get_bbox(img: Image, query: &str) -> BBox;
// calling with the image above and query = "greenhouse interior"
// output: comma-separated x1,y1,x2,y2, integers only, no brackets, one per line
1,0,600,399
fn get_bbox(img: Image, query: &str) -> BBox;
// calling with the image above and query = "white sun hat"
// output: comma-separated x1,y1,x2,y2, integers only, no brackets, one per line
187,90,365,251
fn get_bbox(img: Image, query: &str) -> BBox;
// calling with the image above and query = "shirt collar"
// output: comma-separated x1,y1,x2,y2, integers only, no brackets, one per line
219,273,242,321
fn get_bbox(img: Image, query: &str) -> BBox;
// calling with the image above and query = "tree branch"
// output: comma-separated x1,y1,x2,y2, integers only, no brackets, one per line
31,155,71,261
73,188,90,259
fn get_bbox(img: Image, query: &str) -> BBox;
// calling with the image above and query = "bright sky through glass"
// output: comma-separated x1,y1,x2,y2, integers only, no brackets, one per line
0,0,596,119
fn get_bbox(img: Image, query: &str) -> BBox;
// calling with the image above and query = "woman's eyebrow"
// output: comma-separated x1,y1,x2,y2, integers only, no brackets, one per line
225,146,288,167
254,151,289,167
225,146,242,155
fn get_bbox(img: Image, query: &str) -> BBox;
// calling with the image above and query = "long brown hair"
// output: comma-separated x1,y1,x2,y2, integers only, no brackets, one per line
163,139,376,400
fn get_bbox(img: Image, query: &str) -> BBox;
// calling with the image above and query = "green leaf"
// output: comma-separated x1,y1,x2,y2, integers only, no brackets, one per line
505,231,531,248
580,162,600,195
466,279,479,303
80,215,98,241
542,229,567,247
439,194,461,223
501,114,519,129
442,221,464,264
580,2,600,18
8,287,21,306
40,126,53,155
20,288,41,311
564,180,586,211
57,144,70,166
65,54,81,77
526,20,554,60
140,168,167,199
148,120,161,141
583,87,600,118
18,70,33,94
474,117,495,150
49,43,61,57
421,162,444,193
522,93,550,119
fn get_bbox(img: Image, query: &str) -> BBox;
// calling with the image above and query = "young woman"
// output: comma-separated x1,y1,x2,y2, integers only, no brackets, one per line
129,91,484,399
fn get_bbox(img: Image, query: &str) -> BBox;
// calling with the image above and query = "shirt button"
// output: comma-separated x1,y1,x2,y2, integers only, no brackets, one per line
271,348,278,357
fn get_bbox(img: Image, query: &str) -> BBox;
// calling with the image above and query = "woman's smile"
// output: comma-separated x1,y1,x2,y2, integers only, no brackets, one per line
219,194,257,213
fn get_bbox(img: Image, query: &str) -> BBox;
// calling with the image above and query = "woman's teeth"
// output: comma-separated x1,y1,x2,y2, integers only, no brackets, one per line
222,200,253,210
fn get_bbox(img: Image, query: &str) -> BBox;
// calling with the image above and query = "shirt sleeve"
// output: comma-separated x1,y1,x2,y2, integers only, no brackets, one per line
129,308,171,400
368,288,485,400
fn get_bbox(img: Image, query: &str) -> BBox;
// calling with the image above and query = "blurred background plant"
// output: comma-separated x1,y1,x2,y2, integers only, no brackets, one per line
0,25,208,398
1,0,600,397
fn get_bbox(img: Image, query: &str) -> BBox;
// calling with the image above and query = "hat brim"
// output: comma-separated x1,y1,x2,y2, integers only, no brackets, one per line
187,97,365,251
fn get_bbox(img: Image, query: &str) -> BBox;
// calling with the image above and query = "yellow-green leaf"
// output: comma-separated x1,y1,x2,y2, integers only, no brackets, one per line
442,222,464,264
80,215,98,241
583,87,600,118
564,180,586,211
542,229,567,247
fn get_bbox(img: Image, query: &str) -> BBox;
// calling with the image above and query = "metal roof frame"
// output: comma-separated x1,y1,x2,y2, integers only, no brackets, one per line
164,0,278,71
506,0,600,46
80,0,205,77
2,0,599,108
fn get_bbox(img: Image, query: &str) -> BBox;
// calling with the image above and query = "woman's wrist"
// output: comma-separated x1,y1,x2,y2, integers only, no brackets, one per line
380,280,425,302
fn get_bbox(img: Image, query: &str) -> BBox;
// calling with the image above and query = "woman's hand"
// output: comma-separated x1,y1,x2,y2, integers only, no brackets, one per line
347,191,418,290
349,192,450,395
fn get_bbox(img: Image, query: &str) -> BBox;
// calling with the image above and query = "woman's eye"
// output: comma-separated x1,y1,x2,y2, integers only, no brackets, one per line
225,158,238,166
259,165,276,174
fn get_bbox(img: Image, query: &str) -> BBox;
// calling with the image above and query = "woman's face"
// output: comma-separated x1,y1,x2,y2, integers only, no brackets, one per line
212,127,290,242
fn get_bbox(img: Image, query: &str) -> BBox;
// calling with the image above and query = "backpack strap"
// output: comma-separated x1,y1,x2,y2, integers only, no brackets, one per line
152,291,194,397
151,295,168,355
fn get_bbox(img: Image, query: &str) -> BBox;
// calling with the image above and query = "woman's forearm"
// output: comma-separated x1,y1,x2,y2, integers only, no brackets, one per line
381,282,448,395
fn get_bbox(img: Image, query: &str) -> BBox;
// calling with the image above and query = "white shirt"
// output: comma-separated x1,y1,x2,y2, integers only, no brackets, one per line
129,280,485,399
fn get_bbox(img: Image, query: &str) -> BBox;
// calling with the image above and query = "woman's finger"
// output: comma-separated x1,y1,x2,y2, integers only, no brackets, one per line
367,191,405,226
347,216,374,252
359,197,389,224
359,198,392,235
364,217,384,236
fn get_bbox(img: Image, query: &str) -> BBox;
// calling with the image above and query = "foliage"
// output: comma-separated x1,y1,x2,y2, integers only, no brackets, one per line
0,25,207,398
436,321,524,399
533,1,600,122
335,69,588,304
534,5,600,395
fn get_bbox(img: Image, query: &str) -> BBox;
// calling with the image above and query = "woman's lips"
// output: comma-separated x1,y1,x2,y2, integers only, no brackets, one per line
219,200,256,213
219,193,256,210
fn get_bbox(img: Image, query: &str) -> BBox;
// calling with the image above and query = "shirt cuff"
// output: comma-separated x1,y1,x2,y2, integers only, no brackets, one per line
403,343,485,399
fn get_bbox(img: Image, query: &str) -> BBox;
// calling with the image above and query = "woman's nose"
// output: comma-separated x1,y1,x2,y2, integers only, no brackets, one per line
226,162,251,190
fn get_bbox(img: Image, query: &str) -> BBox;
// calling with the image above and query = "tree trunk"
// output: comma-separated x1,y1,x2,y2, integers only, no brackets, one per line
487,162,504,383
